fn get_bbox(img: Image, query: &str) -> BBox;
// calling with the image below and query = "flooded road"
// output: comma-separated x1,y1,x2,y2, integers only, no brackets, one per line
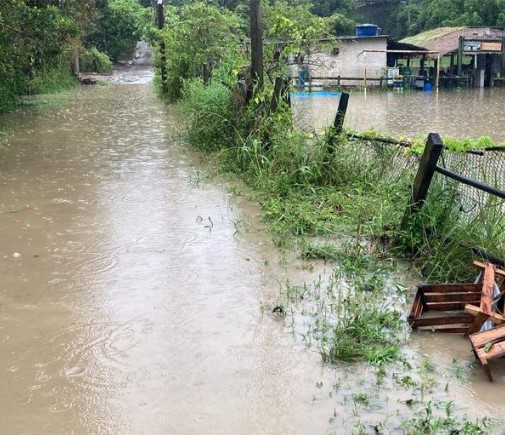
0,71,339,434
293,88,505,142
1,68,504,434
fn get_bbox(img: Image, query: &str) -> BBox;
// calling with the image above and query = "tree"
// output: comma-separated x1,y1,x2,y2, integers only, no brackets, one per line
159,2,242,100
84,0,150,61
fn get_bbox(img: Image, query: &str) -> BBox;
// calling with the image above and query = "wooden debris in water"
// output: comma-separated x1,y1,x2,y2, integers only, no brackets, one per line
469,323,505,381
408,283,482,333
409,261,505,381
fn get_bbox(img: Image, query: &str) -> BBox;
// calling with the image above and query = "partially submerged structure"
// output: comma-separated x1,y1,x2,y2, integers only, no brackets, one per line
296,24,430,89
401,27,505,88
295,26,505,90
307,32,389,87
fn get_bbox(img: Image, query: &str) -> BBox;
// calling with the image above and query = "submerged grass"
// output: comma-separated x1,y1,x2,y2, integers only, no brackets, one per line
18,91,76,108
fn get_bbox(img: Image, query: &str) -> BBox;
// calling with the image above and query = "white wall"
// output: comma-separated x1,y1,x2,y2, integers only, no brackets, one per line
307,37,388,87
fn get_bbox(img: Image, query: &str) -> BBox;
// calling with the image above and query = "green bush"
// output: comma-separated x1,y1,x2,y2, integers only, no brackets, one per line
80,48,114,73
159,2,241,101
29,59,77,95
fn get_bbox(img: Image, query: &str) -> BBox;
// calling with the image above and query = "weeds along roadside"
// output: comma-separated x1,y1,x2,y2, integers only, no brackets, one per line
180,72,505,280
178,73,502,431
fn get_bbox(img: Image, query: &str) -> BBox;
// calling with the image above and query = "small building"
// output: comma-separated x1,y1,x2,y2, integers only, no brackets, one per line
307,32,389,87
401,27,505,88
296,24,427,89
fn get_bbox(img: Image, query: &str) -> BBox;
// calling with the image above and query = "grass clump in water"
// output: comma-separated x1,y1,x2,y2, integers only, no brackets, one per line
280,250,407,367
401,401,491,434
321,294,404,365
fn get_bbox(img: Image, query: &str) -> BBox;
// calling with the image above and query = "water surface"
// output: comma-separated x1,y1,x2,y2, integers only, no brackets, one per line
1,69,504,434
293,88,505,142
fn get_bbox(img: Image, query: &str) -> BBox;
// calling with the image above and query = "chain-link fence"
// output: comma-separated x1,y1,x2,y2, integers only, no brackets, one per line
439,149,505,213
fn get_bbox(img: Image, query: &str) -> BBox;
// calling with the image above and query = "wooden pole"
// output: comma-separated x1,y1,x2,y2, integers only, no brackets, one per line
333,92,349,133
435,54,440,92
363,51,367,91
269,77,283,114
250,0,263,88
502,37,505,77
157,0,168,94
457,35,463,78
401,132,443,229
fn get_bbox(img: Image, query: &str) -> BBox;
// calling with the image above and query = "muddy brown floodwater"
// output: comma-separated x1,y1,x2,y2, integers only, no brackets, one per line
0,68,343,434
292,88,505,142
1,67,504,435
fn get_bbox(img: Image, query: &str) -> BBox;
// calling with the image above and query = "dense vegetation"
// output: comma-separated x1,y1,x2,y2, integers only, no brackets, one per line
173,0,505,39
0,0,151,112
396,0,505,37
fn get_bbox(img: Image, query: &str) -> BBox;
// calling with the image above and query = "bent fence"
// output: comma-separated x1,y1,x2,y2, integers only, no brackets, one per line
403,132,505,216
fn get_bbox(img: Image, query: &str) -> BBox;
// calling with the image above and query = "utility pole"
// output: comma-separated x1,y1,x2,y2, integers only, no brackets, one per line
250,0,263,89
157,0,168,94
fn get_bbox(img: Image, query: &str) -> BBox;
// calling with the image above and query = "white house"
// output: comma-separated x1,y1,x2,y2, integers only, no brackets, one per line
305,35,388,88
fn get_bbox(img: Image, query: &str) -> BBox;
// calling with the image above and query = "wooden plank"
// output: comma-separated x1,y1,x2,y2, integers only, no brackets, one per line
482,360,493,381
420,283,482,293
424,292,482,303
465,304,505,325
465,264,496,336
426,326,469,333
419,289,428,310
413,315,474,327
480,263,496,314
409,292,423,318
426,302,473,311
476,340,505,359
473,261,505,278
469,323,505,347
465,312,489,336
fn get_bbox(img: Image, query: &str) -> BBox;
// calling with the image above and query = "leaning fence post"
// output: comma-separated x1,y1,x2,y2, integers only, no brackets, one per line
333,91,349,134
401,132,443,229
327,92,350,149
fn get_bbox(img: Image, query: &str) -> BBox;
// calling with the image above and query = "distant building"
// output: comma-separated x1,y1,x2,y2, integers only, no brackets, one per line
296,24,426,89
401,27,505,87
307,34,388,87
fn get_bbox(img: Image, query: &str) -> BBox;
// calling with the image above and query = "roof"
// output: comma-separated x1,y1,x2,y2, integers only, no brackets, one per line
387,38,427,53
401,27,505,56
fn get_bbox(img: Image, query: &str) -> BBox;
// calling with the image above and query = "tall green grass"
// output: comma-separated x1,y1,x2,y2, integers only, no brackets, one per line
178,72,505,371
29,62,77,95
180,74,505,283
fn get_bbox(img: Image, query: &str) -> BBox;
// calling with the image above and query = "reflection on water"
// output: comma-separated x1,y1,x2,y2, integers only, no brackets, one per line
293,88,505,142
